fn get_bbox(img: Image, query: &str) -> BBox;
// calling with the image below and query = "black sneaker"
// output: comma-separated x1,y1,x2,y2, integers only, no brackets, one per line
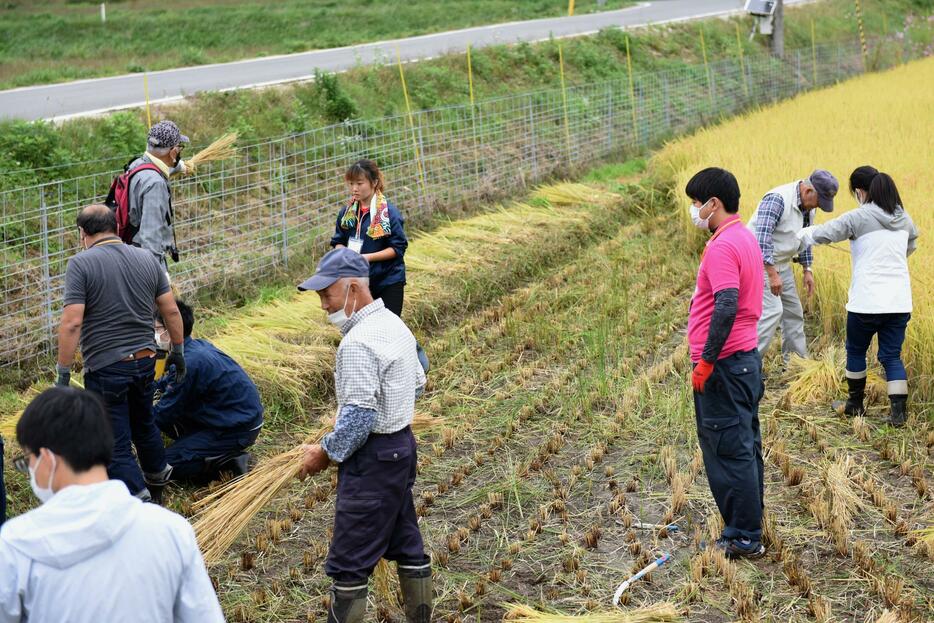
717,537,766,559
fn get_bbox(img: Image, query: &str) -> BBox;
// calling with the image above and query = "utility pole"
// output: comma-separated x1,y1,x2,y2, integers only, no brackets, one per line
771,0,784,57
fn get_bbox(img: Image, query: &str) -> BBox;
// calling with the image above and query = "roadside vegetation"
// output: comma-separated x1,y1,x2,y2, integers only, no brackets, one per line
0,0,635,89
2,0,932,188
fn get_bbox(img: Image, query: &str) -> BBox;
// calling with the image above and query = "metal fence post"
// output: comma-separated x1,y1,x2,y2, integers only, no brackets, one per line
279,149,289,268
605,83,614,153
662,76,672,135
527,96,538,181
39,184,55,351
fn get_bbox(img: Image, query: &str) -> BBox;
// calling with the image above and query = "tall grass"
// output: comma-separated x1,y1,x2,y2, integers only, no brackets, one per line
654,56,934,400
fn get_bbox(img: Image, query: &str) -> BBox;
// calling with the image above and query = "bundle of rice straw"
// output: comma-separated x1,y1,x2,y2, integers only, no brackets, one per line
192,429,324,565
784,347,845,405
184,132,238,174
192,411,439,564
503,602,680,622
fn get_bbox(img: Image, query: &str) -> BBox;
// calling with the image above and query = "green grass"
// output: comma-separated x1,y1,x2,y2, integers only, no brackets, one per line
0,0,635,89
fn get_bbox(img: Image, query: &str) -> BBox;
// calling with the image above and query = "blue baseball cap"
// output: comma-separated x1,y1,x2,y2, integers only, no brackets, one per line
297,247,369,292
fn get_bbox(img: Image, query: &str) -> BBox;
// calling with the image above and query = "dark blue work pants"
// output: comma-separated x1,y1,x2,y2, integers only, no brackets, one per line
162,418,261,481
325,426,427,584
693,349,765,542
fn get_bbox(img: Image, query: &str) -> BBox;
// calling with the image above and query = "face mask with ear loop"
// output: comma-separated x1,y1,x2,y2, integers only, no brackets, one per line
29,452,57,504
690,199,714,230
327,283,358,329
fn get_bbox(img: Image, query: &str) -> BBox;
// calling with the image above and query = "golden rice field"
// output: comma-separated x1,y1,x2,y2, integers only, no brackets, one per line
655,55,934,400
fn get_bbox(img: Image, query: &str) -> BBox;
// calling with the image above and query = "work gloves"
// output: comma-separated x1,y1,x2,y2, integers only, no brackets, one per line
165,343,187,384
691,359,715,393
54,364,71,388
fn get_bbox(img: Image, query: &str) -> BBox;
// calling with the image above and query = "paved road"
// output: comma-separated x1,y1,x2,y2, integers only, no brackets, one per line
0,0,807,121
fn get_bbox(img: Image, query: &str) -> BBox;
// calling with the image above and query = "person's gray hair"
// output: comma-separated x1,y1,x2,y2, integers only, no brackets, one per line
147,142,173,156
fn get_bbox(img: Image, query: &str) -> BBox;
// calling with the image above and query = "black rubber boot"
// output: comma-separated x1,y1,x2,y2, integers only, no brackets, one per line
210,453,252,478
832,376,866,417
887,394,908,428
326,582,368,623
398,561,433,623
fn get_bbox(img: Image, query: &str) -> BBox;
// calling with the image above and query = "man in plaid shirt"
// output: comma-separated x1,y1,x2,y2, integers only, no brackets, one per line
296,248,429,623
747,170,838,362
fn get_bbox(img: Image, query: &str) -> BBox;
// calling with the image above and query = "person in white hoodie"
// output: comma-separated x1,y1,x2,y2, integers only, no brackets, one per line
797,167,919,427
0,387,225,623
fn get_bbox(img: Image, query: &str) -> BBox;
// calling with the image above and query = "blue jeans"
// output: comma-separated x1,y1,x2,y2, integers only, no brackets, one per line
846,312,910,381
84,358,166,496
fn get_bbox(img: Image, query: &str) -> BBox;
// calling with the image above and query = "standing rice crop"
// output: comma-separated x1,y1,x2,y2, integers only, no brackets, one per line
655,56,934,400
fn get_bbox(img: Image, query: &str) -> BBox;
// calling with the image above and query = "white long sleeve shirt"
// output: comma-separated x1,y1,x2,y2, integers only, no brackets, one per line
797,201,918,314
0,480,224,623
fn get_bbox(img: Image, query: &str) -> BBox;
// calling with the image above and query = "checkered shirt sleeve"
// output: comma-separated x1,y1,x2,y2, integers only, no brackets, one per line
754,193,784,266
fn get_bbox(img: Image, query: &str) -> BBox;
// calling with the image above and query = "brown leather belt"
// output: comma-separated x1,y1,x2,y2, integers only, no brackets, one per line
123,348,156,361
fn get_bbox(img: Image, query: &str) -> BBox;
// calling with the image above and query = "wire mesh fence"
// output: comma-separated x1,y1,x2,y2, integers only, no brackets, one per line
0,37,920,366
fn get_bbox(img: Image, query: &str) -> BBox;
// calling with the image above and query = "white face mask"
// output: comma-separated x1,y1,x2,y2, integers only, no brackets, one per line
327,283,356,329
29,452,57,504
690,199,714,230
853,189,865,204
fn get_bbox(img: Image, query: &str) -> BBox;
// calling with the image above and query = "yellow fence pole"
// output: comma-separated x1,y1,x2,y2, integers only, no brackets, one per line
144,74,152,128
734,22,749,99
625,36,638,143
395,47,428,198
811,19,818,85
700,26,713,103
568,0,575,16
558,42,573,165
466,44,476,107
854,0,868,69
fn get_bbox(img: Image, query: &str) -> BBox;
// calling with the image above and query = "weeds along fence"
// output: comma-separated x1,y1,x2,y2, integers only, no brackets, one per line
0,37,920,366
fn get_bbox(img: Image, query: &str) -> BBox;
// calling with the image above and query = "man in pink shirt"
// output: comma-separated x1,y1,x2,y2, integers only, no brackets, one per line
685,168,766,559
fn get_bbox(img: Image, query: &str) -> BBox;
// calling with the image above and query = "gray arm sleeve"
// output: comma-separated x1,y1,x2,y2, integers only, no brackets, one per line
701,288,739,363
809,211,856,245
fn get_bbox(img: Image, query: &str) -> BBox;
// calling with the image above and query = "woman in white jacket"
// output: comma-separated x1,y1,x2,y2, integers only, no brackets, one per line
798,166,919,426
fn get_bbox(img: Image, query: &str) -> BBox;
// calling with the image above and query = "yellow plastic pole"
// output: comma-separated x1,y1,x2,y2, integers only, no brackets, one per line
568,0,575,16
734,22,749,98
700,26,713,103
625,36,638,143
854,0,868,69
466,44,475,107
395,47,427,197
558,42,573,164
811,19,818,85
143,74,152,128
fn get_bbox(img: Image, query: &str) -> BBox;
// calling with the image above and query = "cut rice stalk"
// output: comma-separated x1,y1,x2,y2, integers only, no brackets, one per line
503,602,680,622
192,429,324,565
186,133,238,173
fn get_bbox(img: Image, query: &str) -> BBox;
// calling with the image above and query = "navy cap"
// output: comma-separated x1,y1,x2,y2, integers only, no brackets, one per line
809,169,839,213
298,247,369,292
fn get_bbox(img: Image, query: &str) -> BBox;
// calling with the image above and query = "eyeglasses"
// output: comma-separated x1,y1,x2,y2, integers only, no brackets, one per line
12,454,30,474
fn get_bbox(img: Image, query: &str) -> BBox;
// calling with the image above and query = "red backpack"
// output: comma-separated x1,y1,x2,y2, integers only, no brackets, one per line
105,159,166,244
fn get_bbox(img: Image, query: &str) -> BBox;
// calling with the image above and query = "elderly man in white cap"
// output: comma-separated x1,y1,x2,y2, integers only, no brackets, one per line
124,120,190,275
748,169,839,362
295,248,430,623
